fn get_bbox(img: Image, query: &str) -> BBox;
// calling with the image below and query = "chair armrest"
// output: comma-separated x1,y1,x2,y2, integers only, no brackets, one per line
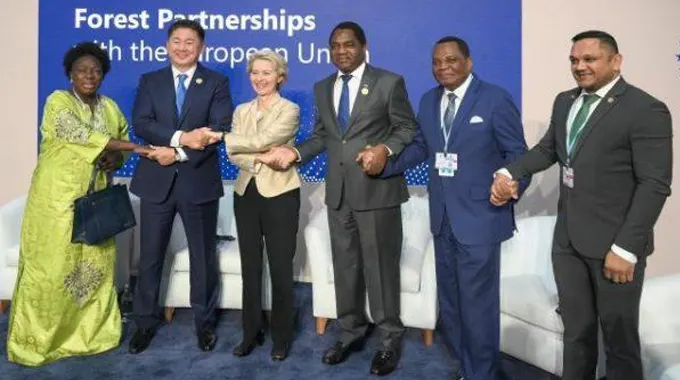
304,210,333,284
639,274,680,345
500,215,557,279
0,195,27,252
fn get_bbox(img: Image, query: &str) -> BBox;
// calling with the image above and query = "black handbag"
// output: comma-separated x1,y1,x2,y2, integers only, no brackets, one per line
72,166,136,245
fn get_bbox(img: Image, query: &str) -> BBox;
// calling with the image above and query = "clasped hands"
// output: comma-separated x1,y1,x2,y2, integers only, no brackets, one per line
135,127,223,166
253,143,388,175
490,173,519,206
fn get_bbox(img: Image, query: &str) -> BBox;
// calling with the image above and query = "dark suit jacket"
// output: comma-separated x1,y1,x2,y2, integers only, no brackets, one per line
297,65,417,211
506,78,672,259
382,76,529,245
130,64,233,204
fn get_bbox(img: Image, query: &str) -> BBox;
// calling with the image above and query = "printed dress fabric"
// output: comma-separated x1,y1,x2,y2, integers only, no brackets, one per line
7,90,128,366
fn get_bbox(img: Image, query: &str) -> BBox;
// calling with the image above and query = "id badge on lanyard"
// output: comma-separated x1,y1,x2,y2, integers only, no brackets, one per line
437,118,457,177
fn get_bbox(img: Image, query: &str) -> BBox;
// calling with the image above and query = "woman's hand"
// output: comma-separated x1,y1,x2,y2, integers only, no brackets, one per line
134,145,153,157
97,151,123,172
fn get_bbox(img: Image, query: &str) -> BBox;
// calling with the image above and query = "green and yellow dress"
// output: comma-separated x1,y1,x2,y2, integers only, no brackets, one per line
7,90,128,366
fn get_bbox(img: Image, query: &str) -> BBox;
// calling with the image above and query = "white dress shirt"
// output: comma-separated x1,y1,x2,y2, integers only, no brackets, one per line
169,65,197,162
439,73,474,143
333,61,366,115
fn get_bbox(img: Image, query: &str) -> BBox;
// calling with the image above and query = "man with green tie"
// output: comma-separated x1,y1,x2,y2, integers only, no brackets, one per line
490,30,673,380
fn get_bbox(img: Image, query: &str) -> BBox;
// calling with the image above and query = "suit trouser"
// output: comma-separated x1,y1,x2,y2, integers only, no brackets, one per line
133,180,220,332
434,213,501,380
327,196,405,350
234,180,300,348
553,242,646,380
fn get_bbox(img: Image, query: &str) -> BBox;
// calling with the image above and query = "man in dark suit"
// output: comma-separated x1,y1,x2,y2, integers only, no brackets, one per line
492,30,673,380
381,37,528,380
262,21,417,376
128,19,233,354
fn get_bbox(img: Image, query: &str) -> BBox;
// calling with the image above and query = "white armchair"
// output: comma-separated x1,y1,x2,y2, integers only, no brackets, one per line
500,215,605,377
159,185,272,321
639,273,680,380
0,193,138,313
0,195,27,313
304,194,437,345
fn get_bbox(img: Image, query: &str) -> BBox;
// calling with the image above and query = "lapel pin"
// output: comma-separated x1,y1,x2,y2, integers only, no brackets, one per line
195,78,203,85
607,97,614,103
570,94,577,99
361,85,369,96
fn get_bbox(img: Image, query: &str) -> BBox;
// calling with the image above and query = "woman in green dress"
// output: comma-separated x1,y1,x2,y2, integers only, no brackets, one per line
6,42,151,366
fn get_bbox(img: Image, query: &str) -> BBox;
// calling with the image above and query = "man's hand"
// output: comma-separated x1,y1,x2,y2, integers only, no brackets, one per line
179,127,222,150
257,146,298,170
356,144,389,176
603,251,635,284
97,151,124,172
147,146,178,166
490,173,519,206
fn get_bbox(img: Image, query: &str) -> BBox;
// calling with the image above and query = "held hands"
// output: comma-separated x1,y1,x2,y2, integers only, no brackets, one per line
490,173,519,206
356,144,389,176
603,251,635,284
147,146,177,166
256,146,298,170
179,127,223,150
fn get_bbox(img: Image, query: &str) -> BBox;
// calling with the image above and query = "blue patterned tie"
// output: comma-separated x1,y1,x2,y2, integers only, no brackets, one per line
337,74,352,132
176,73,188,115
443,92,457,137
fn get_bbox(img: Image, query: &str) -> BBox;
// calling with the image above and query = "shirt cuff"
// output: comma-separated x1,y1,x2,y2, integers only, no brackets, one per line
494,168,513,180
170,131,183,148
293,147,302,163
175,148,189,162
611,244,638,264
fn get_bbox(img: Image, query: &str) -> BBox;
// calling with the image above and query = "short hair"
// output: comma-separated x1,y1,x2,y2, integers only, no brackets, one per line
63,41,111,79
571,30,619,54
435,36,471,58
247,49,289,89
168,19,205,42
329,21,367,46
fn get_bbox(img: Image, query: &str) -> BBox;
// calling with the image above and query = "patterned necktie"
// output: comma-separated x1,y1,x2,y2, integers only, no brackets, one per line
443,92,457,138
176,73,188,115
337,74,352,132
568,93,600,157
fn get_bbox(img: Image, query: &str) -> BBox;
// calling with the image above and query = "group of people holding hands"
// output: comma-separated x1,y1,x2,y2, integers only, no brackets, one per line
6,16,671,380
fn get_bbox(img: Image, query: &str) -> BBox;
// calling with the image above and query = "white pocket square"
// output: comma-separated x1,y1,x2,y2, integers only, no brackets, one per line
470,115,484,124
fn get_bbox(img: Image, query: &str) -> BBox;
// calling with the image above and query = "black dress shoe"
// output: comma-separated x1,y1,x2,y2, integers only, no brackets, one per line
322,339,365,365
370,349,401,376
197,328,217,352
232,330,265,357
129,328,155,354
271,342,289,361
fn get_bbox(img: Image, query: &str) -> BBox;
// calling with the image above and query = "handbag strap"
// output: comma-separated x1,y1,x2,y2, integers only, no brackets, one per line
86,163,111,195
86,166,100,195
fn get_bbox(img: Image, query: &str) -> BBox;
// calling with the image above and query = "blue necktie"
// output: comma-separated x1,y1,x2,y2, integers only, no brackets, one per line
337,74,352,132
176,73,188,116
443,92,457,138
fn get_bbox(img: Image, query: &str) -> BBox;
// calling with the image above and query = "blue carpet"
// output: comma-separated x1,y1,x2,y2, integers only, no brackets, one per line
0,283,558,380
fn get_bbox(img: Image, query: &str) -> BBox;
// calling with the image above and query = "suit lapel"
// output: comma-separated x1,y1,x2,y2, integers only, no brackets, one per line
178,64,205,126
431,87,446,150
322,76,342,137
159,68,178,126
344,65,377,136
570,79,627,162
449,77,481,147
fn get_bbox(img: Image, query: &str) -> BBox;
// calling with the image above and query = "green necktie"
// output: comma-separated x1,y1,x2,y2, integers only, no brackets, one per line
567,94,600,157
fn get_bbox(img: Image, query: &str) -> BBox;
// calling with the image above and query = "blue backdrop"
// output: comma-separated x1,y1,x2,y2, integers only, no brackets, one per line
39,0,521,185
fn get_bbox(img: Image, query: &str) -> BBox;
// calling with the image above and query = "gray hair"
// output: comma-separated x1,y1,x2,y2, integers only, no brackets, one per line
246,49,288,88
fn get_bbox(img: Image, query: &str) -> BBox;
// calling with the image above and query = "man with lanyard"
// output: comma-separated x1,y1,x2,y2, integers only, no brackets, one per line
492,30,672,380
381,36,528,380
